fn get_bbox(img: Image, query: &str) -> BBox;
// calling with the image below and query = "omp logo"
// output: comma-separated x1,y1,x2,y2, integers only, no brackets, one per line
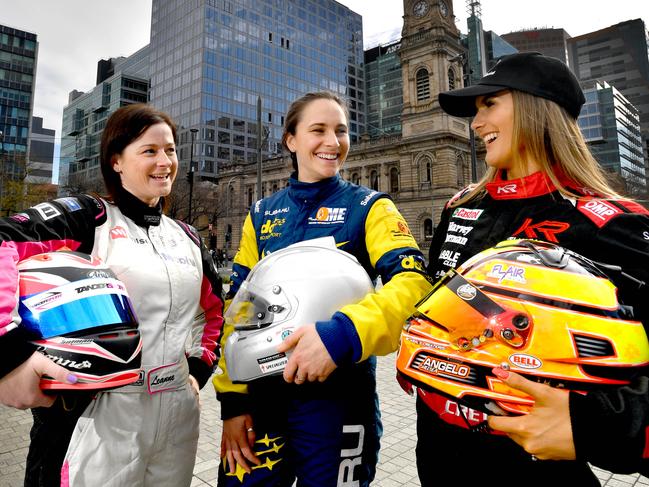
309,207,347,224
452,208,483,221
509,353,542,369
415,357,470,378
496,183,517,194
110,226,128,239
580,200,621,220
487,264,526,284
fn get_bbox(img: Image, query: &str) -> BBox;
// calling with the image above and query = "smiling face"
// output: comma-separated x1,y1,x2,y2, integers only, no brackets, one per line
471,90,540,180
285,98,350,183
112,122,178,206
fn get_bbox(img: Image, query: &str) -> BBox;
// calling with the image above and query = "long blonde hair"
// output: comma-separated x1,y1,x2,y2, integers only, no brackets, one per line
452,90,620,207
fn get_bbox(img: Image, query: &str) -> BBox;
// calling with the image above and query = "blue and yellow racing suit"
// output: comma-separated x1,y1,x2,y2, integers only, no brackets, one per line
213,173,432,487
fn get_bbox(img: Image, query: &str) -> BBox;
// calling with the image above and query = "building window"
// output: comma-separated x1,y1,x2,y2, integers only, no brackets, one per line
369,169,379,190
420,155,432,183
424,218,433,239
351,172,360,185
448,68,456,91
416,68,430,101
247,186,254,207
389,167,399,193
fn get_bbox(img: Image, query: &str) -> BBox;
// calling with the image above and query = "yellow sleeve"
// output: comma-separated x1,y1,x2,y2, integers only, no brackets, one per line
212,213,259,405
338,198,433,361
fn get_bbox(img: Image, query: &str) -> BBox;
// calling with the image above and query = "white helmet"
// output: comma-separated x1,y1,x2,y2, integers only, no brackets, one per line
224,238,374,382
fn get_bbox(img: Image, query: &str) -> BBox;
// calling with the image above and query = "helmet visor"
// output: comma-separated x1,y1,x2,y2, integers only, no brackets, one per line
19,277,138,339
226,279,291,330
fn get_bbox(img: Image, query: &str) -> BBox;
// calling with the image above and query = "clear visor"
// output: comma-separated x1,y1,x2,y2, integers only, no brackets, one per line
225,279,292,330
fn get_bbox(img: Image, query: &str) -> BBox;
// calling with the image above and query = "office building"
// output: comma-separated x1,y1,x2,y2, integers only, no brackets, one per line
578,79,647,195
483,30,517,69
149,0,365,178
568,19,649,166
27,116,54,184
60,46,150,189
365,40,402,138
502,28,571,64
0,24,37,209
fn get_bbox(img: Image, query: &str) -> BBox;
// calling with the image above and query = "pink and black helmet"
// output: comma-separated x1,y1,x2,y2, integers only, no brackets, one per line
17,251,142,390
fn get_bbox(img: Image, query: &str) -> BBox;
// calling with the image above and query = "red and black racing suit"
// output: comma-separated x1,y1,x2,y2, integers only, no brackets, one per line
420,170,649,486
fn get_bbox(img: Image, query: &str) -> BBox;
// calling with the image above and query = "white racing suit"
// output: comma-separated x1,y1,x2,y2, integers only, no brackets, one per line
0,191,224,486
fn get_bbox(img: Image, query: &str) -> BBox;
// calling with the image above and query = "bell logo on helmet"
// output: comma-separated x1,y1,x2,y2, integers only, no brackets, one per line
456,284,477,301
509,353,542,369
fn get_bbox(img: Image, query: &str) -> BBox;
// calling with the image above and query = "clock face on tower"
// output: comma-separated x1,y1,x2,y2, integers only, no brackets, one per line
413,0,430,17
439,0,449,17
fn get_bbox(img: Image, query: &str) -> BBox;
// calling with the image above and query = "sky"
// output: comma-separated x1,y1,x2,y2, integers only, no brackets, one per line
1,0,647,179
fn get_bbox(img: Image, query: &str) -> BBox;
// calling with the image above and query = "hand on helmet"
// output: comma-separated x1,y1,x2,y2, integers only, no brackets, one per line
277,323,337,383
221,414,261,474
487,367,576,461
0,352,78,409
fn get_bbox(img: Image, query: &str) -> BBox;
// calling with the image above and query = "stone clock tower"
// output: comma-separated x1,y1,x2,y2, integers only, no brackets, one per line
398,0,472,230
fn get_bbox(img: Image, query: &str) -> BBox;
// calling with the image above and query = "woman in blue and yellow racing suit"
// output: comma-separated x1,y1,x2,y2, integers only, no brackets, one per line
213,91,433,487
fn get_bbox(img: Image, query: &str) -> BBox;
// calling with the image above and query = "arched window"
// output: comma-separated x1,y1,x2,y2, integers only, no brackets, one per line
272,183,278,193
369,169,379,191
424,218,433,239
448,68,456,90
389,167,399,193
351,172,360,185
247,186,254,207
228,184,235,209
419,155,433,183
416,68,430,101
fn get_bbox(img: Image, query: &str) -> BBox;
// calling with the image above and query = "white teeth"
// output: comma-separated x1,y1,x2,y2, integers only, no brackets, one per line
151,174,168,179
316,153,337,160
484,133,498,144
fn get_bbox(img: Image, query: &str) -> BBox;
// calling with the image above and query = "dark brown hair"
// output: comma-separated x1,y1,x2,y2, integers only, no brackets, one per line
100,103,177,204
281,92,349,173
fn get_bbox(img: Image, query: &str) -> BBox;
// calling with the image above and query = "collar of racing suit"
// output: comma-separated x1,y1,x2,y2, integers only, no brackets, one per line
287,172,344,204
114,186,163,228
485,168,578,200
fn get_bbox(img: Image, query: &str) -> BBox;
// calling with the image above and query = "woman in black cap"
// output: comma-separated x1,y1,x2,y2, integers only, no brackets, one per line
412,52,649,485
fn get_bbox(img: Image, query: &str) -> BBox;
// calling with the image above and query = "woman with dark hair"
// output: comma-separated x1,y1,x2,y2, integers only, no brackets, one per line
409,52,649,485
213,91,433,486
0,103,224,486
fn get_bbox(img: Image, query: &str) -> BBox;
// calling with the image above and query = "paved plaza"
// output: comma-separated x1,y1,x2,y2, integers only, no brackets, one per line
1,354,648,486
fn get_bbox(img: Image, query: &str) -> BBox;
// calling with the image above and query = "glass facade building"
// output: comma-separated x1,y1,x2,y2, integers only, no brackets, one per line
27,116,54,184
578,80,647,195
60,47,150,188
0,25,37,185
364,40,402,138
149,0,365,177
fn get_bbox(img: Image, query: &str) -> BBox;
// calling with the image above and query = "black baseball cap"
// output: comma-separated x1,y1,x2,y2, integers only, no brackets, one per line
439,52,585,119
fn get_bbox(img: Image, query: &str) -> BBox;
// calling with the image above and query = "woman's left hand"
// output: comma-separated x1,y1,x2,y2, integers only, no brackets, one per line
277,323,337,384
487,367,576,461
188,374,201,409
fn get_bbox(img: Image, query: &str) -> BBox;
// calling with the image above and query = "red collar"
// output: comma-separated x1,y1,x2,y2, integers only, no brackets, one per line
485,170,580,200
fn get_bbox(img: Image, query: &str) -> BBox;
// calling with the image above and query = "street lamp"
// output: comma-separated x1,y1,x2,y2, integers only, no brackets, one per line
187,128,199,223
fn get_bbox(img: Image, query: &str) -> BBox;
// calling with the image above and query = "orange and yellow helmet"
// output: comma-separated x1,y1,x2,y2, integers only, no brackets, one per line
396,239,649,415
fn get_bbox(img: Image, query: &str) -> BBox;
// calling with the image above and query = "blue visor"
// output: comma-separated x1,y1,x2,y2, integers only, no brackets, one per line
19,293,138,339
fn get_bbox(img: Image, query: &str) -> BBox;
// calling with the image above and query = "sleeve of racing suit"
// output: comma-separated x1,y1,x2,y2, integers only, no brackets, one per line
0,195,106,378
178,221,225,390
213,212,259,419
568,210,649,475
426,205,452,277
315,197,434,365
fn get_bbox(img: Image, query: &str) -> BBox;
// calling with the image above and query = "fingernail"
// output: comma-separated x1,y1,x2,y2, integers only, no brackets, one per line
66,374,78,384
492,367,509,379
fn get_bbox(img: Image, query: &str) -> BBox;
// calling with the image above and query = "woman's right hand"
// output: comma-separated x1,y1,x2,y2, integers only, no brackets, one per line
220,414,261,474
0,352,77,409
